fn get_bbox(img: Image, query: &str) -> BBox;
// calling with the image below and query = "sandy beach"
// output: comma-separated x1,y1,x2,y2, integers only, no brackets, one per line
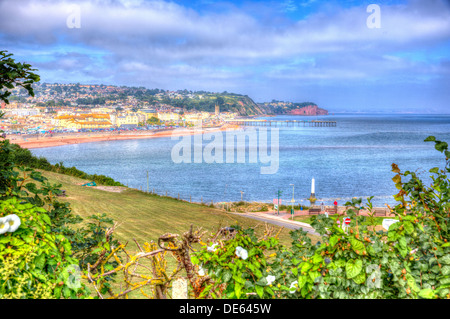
7,124,240,149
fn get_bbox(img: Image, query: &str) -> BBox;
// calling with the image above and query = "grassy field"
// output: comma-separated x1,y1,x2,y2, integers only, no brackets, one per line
31,170,321,298
40,170,316,248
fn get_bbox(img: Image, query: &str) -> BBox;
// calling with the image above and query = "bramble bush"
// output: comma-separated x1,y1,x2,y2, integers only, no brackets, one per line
0,51,120,298
0,133,120,298
0,197,86,298
191,136,449,299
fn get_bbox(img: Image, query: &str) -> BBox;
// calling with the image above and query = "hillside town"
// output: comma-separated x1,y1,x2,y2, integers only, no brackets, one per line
0,83,239,135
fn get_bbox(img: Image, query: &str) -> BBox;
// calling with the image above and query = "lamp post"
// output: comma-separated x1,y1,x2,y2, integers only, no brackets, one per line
276,190,282,215
290,184,295,219
309,177,317,206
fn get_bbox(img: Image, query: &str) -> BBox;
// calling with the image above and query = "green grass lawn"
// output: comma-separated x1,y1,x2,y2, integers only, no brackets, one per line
40,170,313,247
293,215,315,224
38,170,322,298
34,170,325,298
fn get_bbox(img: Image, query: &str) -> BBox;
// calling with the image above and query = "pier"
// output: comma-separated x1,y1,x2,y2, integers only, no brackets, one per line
225,119,337,127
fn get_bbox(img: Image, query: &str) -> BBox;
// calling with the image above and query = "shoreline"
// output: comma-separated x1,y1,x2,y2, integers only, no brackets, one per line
6,124,241,149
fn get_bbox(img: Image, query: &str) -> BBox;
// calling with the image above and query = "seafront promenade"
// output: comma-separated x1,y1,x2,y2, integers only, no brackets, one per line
6,124,239,149
232,206,393,236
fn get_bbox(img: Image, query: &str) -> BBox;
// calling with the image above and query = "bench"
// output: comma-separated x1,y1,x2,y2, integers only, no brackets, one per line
308,208,321,215
326,207,338,215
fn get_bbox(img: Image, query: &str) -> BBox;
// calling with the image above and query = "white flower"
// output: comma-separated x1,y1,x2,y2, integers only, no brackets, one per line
266,275,276,286
0,216,10,235
235,246,248,260
207,243,218,252
289,281,298,294
7,214,21,232
198,265,205,277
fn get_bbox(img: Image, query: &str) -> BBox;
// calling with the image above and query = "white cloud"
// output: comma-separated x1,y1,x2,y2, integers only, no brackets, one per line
0,0,449,110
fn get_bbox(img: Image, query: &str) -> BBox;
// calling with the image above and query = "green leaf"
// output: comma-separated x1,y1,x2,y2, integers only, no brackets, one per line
312,254,323,264
255,285,264,298
54,285,62,299
424,136,436,142
406,274,419,293
297,275,308,290
232,274,246,285
350,238,365,254
35,253,46,270
353,271,366,285
301,262,312,273
329,236,338,247
41,214,52,225
442,265,450,276
398,246,408,258
403,222,414,235
309,271,321,282
440,254,450,265
392,174,401,184
399,237,407,249
264,286,274,296
418,288,436,299
0,236,11,244
335,259,346,268
191,255,199,264
346,259,363,279
429,167,439,174
63,286,71,299
222,270,232,283
435,141,448,153
235,282,243,299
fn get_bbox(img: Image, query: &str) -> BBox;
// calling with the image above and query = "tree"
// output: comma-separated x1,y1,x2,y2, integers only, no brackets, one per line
147,116,161,125
216,96,225,106
0,50,40,105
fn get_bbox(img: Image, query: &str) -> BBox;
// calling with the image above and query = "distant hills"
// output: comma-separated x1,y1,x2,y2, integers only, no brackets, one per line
259,101,328,116
12,83,328,116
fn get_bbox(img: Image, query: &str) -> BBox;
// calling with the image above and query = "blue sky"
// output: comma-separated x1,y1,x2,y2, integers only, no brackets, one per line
1,0,449,113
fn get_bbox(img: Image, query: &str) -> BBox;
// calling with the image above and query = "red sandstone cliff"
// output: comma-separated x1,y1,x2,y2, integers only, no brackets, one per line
288,104,328,116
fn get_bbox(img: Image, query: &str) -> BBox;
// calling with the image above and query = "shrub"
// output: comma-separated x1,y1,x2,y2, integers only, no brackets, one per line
1,127,119,298
191,136,450,299
0,197,90,298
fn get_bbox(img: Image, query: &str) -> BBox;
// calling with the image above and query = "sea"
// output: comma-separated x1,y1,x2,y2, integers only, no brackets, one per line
31,113,450,207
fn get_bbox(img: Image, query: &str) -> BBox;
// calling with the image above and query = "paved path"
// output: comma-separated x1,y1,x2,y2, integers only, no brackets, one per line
231,206,391,237
234,212,320,236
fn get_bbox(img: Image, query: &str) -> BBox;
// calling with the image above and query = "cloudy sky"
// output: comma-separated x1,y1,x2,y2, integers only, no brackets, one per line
1,0,449,113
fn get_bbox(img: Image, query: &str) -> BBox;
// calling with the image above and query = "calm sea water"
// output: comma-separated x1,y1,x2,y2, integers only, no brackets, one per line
31,114,450,207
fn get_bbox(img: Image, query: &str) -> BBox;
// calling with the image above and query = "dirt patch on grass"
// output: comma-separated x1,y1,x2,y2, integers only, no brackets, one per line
93,186,127,193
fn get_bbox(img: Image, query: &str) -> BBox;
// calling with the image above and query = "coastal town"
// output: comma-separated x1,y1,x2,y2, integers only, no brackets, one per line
0,83,329,136
0,83,241,135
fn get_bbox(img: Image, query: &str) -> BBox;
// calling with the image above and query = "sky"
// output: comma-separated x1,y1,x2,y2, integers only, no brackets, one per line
1,0,449,113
